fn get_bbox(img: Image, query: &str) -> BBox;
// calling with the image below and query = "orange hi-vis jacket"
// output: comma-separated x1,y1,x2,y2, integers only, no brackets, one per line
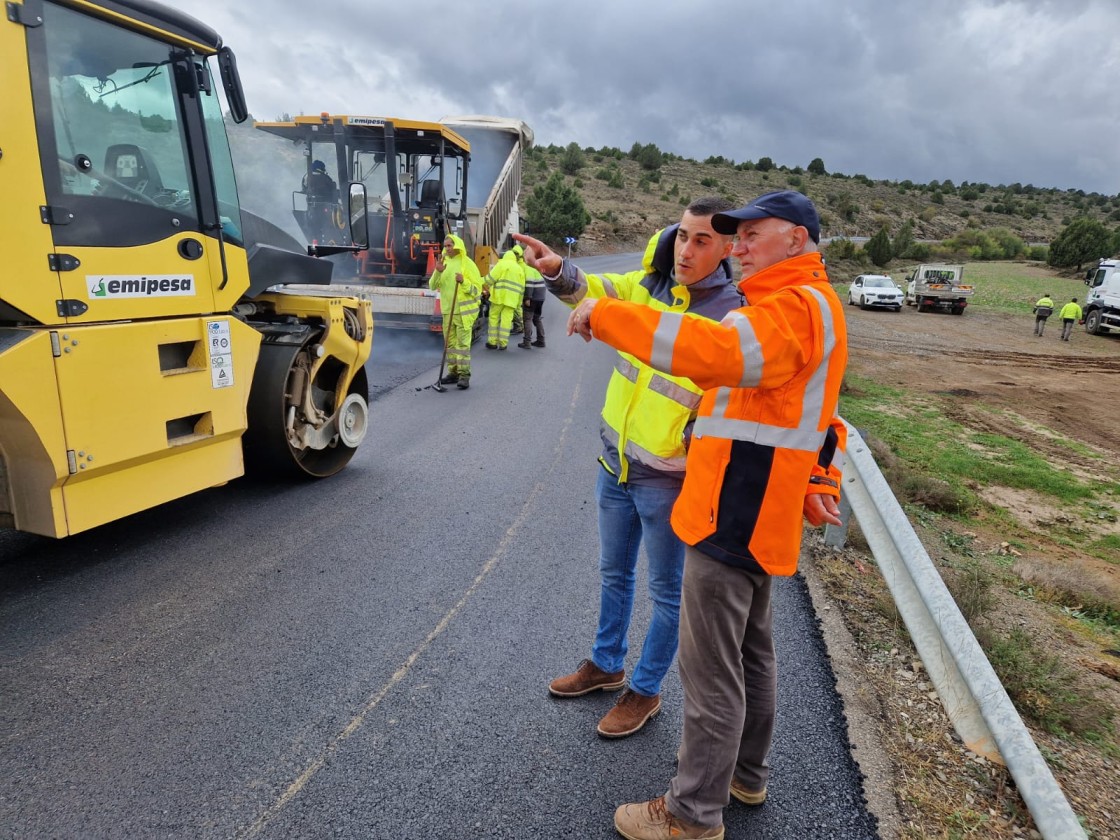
589,252,848,577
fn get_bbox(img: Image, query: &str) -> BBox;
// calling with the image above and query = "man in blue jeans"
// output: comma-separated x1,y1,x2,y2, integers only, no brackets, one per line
514,197,742,738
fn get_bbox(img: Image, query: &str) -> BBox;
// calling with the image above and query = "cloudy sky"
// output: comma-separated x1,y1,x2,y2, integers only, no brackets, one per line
185,0,1119,195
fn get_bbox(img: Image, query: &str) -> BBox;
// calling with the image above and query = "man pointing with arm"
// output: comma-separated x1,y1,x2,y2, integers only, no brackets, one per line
514,197,742,740
561,190,848,840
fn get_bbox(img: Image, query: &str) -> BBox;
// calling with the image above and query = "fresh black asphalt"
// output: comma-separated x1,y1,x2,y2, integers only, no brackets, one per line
0,254,877,838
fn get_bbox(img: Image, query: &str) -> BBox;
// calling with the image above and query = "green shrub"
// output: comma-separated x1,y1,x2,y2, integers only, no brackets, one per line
976,627,1115,738
559,142,585,175
524,171,591,245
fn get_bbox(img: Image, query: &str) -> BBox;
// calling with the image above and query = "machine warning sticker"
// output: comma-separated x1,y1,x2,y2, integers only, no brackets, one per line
206,319,234,389
87,275,196,299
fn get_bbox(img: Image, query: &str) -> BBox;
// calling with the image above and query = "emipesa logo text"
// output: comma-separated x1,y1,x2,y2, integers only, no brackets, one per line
87,275,196,300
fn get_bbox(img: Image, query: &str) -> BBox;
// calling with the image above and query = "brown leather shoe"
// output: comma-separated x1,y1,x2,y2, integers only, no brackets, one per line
597,688,661,738
729,777,767,805
613,796,724,840
548,659,625,698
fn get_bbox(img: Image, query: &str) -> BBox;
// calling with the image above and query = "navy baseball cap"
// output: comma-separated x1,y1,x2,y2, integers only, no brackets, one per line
712,190,821,243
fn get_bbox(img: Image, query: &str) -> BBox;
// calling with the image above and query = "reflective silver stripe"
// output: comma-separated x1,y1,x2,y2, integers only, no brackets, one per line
723,310,762,388
800,286,836,437
648,372,702,409
696,287,841,454
650,312,682,373
565,273,619,306
598,275,619,299
617,354,701,409
492,279,523,293
624,438,687,472
694,416,826,451
711,387,731,423
602,424,620,448
555,266,590,305
602,424,687,472
456,301,480,316
615,357,640,384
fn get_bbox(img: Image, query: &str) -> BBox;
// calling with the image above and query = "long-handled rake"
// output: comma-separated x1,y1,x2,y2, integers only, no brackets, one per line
431,277,460,392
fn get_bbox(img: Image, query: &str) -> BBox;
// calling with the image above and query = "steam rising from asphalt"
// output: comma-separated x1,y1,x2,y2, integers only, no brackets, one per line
230,125,307,244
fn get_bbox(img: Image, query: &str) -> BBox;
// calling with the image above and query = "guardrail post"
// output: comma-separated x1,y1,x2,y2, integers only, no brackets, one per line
823,490,852,549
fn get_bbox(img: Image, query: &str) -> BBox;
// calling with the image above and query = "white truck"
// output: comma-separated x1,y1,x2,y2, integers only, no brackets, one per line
904,263,973,314
1083,259,1120,336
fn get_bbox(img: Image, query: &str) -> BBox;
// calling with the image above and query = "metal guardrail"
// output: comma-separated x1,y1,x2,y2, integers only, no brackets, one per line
825,422,1087,840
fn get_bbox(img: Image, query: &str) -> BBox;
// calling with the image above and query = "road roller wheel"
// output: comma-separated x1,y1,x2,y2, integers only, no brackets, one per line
244,340,369,479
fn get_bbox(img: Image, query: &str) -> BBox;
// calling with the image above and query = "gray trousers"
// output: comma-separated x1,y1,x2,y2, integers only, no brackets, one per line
1061,318,1075,340
666,546,776,828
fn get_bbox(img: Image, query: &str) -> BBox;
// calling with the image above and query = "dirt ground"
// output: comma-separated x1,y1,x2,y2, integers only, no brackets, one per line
846,299,1120,573
812,299,1120,839
845,299,1119,464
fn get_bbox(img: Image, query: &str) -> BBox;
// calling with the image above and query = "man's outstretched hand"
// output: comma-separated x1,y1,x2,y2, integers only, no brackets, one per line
512,233,563,276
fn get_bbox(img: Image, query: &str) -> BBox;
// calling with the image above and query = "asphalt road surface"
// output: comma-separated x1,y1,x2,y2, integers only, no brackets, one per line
0,255,877,838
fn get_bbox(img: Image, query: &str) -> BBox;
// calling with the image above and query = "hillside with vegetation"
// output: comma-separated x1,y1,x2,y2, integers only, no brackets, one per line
520,141,1120,280
224,116,1120,283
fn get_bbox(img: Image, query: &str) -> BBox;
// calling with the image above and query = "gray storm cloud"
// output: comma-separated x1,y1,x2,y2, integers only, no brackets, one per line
191,0,1119,194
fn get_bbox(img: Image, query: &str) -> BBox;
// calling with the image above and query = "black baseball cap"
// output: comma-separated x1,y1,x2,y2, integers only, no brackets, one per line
712,190,821,243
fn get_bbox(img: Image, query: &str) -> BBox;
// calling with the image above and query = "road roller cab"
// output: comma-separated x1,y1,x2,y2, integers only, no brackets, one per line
0,0,374,537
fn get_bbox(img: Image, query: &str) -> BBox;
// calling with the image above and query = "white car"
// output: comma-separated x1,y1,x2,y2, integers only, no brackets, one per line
848,274,904,311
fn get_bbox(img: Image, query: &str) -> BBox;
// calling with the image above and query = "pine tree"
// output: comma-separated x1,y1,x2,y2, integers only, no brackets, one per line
1047,217,1113,270
524,172,591,245
559,142,585,175
635,143,664,171
892,221,915,259
865,227,893,267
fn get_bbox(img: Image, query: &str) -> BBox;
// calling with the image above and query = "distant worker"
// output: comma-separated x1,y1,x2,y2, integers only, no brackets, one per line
1032,293,1054,337
484,246,527,350
519,263,547,349
429,234,483,389
303,159,337,202
511,298,525,338
1059,296,1083,342
302,159,339,244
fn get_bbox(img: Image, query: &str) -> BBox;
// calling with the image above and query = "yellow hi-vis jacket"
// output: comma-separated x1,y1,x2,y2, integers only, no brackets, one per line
485,250,526,308
545,226,742,485
428,234,482,327
1059,300,1083,321
587,252,848,576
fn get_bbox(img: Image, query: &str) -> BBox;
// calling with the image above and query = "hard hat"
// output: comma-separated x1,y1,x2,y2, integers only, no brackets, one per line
312,159,326,173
